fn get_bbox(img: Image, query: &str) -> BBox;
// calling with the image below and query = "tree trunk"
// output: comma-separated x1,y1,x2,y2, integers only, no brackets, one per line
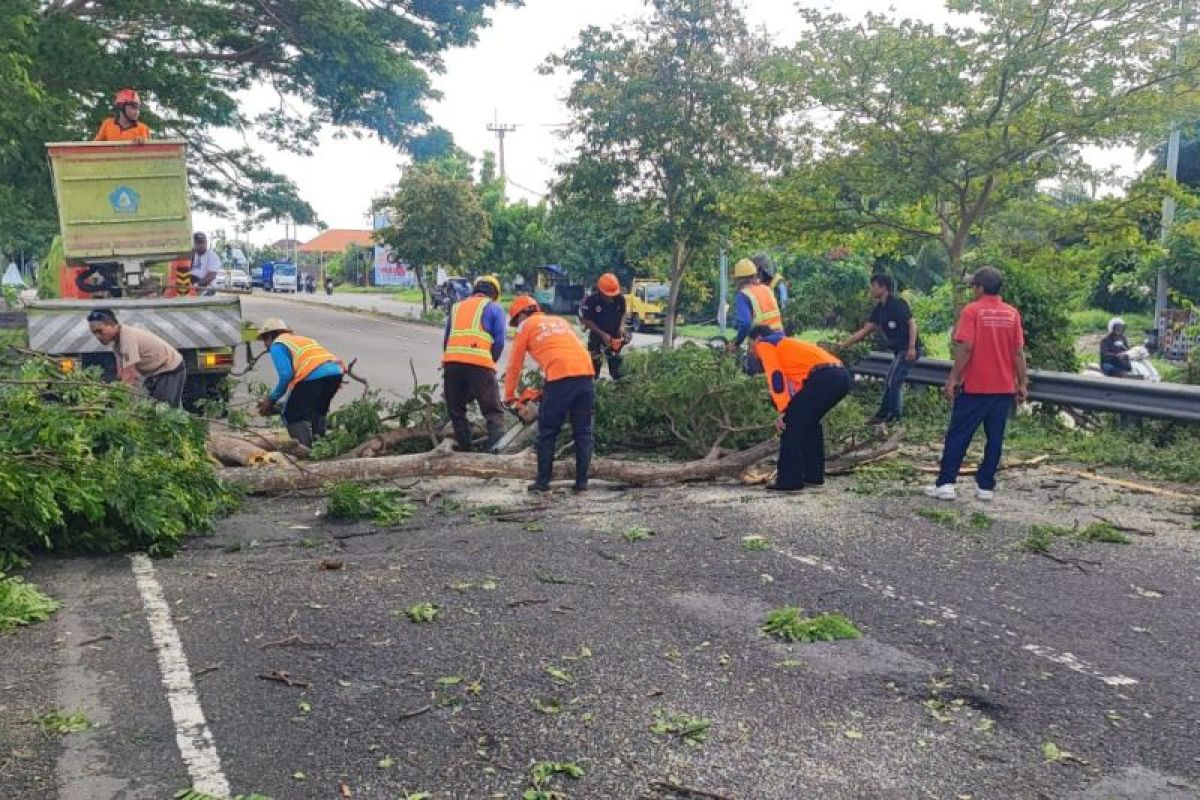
415,264,428,314
224,438,779,495
207,434,281,467
661,239,688,349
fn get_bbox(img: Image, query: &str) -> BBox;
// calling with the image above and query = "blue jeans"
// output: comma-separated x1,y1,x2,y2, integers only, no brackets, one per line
879,349,919,419
935,393,1014,491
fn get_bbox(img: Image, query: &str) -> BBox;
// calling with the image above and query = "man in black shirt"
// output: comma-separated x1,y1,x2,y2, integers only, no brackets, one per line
578,272,628,379
1100,317,1132,377
838,273,922,423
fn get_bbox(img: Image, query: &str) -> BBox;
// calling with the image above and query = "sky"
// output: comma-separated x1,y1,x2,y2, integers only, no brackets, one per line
197,0,1137,246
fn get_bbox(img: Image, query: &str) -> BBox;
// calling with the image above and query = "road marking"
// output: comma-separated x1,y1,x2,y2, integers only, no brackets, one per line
130,554,231,797
774,548,1138,687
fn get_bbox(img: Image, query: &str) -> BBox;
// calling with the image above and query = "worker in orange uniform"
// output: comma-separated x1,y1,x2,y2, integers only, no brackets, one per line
256,318,345,447
442,275,508,452
94,89,152,143
727,258,784,374
749,325,851,492
504,296,596,493
578,272,627,379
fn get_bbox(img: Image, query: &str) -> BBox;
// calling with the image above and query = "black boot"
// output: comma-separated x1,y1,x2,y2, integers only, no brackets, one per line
286,421,313,448
451,419,473,452
486,420,506,454
529,441,554,492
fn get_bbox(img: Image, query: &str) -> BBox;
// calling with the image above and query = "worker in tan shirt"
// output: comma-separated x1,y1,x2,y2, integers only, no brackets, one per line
87,309,187,408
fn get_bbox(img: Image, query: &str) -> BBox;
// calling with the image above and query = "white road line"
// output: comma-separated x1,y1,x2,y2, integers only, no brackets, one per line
130,554,231,797
774,547,1139,687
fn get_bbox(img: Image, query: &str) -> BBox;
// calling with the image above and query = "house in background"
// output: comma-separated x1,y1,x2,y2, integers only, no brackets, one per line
298,229,376,285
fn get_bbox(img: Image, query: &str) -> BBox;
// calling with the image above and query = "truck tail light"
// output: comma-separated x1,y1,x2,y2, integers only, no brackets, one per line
60,358,76,373
199,348,234,368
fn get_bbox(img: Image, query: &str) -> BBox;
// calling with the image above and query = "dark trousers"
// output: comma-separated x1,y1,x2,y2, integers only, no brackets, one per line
588,345,623,379
879,348,920,419
776,366,851,489
283,374,341,436
535,376,595,487
935,393,1014,491
144,361,186,408
443,362,505,449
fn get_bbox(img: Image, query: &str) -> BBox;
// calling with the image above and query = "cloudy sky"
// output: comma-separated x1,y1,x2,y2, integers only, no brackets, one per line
199,0,1134,246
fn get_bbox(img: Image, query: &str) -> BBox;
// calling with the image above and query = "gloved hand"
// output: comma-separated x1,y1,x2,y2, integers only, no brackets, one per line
256,397,278,417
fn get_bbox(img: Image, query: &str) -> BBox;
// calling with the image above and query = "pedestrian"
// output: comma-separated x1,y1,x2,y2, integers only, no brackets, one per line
189,232,221,295
504,296,596,493
255,317,345,447
1099,317,1132,377
837,273,923,423
924,267,1028,502
727,258,784,374
94,88,151,143
578,272,628,379
749,326,851,492
86,308,186,407
442,276,508,452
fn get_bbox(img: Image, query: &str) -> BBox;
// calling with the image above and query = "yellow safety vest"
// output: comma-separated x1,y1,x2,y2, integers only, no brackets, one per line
276,334,343,390
741,284,783,330
442,296,497,370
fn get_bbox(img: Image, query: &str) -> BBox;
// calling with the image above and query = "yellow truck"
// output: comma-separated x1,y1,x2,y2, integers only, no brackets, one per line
27,140,246,408
625,279,672,332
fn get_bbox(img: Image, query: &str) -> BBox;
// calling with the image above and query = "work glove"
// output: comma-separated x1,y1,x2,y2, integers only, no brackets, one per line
256,397,278,417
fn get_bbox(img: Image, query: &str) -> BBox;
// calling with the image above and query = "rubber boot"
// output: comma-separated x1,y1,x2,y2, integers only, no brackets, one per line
451,419,473,452
486,420,506,454
287,421,313,448
573,436,593,492
528,442,554,492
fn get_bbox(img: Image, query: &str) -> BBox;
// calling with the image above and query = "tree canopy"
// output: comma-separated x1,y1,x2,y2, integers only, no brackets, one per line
0,0,518,258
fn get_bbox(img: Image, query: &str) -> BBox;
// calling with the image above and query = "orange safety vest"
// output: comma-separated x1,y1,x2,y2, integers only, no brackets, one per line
755,337,841,413
275,334,344,390
741,284,783,330
442,296,497,370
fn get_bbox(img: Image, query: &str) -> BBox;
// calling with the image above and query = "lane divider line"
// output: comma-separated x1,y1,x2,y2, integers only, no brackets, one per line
130,554,231,797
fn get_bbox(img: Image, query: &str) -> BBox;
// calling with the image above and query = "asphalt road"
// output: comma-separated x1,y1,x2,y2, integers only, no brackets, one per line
239,294,446,402
3,465,1199,799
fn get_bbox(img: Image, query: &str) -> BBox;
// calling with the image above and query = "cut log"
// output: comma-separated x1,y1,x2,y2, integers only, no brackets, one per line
223,439,780,494
207,434,284,467
349,427,438,459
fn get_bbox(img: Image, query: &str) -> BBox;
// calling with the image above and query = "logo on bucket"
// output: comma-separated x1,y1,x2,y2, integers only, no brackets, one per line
109,185,140,214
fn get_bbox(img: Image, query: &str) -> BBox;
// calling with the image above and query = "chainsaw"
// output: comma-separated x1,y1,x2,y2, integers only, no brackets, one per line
493,387,542,452
603,332,633,357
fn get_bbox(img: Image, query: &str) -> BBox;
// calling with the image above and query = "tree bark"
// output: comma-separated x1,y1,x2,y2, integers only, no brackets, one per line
224,438,779,495
207,434,280,467
661,238,688,350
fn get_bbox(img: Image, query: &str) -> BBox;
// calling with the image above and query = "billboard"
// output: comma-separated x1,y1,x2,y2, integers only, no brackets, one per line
372,212,415,287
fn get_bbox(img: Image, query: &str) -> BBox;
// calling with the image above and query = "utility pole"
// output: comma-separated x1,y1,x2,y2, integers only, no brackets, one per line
486,113,517,181
1156,0,1190,325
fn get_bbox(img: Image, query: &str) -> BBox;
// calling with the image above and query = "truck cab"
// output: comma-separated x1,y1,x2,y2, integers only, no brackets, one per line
268,261,298,293
625,279,671,331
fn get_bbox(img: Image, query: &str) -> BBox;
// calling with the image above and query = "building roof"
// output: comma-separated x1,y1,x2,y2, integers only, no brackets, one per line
270,238,302,250
298,229,375,254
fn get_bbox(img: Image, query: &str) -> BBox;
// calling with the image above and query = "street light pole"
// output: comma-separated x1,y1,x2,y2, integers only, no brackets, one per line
1155,0,1190,323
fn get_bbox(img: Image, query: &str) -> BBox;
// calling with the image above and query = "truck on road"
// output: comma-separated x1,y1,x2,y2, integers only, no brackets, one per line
29,140,247,408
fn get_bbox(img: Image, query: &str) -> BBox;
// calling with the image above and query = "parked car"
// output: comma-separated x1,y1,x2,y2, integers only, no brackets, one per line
229,268,251,290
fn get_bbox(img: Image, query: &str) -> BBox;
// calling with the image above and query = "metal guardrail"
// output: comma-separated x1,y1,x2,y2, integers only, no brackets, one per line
851,352,1200,423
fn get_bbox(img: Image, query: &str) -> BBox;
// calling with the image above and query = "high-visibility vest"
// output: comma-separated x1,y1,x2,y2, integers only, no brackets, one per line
442,296,497,369
741,284,783,330
275,334,343,390
755,337,841,413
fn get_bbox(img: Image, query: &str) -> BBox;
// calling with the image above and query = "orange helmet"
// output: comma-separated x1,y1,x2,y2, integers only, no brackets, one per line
507,295,540,327
115,88,140,106
597,273,621,297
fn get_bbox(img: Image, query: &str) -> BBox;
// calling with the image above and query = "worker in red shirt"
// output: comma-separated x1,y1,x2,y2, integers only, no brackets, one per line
750,326,851,491
925,267,1029,502
94,89,152,143
504,296,596,493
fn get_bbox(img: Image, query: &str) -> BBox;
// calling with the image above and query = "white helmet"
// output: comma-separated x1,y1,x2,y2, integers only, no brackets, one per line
1107,317,1126,334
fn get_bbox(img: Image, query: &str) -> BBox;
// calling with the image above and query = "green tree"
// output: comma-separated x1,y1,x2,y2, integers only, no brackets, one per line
0,0,516,259
378,163,491,313
777,0,1200,304
546,0,787,345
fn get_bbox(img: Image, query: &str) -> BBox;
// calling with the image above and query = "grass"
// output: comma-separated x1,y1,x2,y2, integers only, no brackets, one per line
401,602,439,623
761,607,862,644
1022,521,1131,553
1068,308,1154,337
741,535,771,551
325,483,415,526
37,710,90,734
850,459,919,496
0,575,59,632
622,525,655,543
916,508,960,527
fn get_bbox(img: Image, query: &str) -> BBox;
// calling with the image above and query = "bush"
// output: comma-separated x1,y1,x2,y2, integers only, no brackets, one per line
999,264,1078,372
782,252,873,334
0,575,59,632
0,360,235,569
906,282,956,335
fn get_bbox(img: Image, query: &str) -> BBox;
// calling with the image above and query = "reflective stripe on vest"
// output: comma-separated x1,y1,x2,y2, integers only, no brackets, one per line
442,296,497,369
742,285,783,329
276,334,342,390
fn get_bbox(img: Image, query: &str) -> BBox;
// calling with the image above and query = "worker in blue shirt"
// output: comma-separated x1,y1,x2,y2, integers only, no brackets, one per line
726,258,785,374
255,317,345,446
441,276,509,451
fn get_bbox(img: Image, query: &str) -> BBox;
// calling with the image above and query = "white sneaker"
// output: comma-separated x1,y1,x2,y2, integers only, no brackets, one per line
975,487,995,501
923,484,957,501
